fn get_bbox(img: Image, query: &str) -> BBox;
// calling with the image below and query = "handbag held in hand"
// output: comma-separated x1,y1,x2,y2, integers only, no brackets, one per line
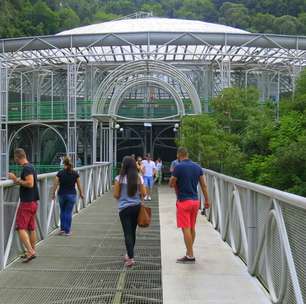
137,204,152,228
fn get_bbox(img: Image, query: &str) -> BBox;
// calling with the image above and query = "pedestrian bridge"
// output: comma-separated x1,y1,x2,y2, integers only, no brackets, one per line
0,163,305,304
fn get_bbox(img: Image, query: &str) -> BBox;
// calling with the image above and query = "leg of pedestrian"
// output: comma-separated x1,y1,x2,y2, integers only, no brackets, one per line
18,230,34,254
64,195,76,235
182,227,194,257
59,196,66,234
119,208,136,267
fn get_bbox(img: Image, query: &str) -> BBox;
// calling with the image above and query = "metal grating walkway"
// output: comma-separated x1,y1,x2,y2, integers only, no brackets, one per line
0,190,162,304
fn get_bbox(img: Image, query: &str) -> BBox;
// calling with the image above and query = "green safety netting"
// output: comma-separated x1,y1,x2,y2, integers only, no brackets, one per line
8,99,207,121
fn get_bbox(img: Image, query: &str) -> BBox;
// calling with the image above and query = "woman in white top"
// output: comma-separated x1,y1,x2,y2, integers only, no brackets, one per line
113,156,146,267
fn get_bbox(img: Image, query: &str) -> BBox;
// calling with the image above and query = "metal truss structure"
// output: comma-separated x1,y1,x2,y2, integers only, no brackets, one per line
203,169,306,304
1,17,306,176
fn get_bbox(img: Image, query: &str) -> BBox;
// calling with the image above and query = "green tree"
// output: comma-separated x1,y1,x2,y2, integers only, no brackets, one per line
94,11,120,22
219,2,250,29
58,7,80,31
141,3,164,16
272,15,303,35
176,0,217,22
250,13,276,33
27,0,59,35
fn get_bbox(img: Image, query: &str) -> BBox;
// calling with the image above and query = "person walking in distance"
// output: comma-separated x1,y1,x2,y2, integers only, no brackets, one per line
141,154,156,201
136,156,143,174
170,157,179,174
113,156,146,267
52,156,84,236
155,158,163,185
8,148,39,262
169,147,211,263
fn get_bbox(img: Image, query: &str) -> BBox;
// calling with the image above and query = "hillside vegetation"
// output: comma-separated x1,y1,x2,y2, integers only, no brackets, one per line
1,0,306,38
179,71,306,196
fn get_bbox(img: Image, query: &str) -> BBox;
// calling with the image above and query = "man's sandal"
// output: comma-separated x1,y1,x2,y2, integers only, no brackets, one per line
22,254,36,263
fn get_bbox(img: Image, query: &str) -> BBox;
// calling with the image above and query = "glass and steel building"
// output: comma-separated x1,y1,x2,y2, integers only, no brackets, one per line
0,14,305,177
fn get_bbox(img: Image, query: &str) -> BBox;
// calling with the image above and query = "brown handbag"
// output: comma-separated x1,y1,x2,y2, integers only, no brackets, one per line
137,204,152,228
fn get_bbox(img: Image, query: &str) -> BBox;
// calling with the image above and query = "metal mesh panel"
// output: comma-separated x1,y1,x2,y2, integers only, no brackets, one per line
206,169,305,304
0,188,162,303
256,193,272,287
271,218,283,299
281,202,306,303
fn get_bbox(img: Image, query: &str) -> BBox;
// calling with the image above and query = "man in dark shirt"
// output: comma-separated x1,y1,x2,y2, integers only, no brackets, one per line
8,148,39,262
169,147,210,263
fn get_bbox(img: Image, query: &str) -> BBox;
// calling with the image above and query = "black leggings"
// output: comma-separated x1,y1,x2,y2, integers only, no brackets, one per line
119,205,141,259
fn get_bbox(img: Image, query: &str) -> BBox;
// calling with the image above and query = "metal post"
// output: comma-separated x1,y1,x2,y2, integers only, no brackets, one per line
0,61,8,179
109,120,114,164
276,72,280,122
0,186,5,270
92,119,98,163
246,189,257,273
220,57,231,90
21,73,23,121
99,122,103,162
67,64,77,166
51,72,54,120
39,178,49,239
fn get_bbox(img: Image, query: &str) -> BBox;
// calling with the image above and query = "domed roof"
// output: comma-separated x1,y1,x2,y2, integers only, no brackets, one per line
57,17,248,36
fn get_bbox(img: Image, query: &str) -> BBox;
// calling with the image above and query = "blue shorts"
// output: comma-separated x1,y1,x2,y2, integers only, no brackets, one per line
143,176,154,189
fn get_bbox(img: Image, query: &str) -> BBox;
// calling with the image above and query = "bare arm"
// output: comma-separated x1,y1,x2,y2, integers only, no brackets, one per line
113,180,121,200
169,176,177,188
199,175,211,208
139,183,146,200
76,177,84,199
8,172,34,188
51,176,60,200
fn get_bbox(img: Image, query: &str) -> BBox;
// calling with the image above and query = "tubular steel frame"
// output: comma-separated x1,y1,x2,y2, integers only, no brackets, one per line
0,29,303,176
202,169,306,304
0,162,112,270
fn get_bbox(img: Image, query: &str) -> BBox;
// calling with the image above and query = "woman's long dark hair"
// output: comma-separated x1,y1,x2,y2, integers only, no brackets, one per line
119,156,139,197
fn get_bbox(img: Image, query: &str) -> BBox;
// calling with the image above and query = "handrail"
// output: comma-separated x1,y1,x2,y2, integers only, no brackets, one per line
205,169,306,210
203,169,305,304
0,163,112,270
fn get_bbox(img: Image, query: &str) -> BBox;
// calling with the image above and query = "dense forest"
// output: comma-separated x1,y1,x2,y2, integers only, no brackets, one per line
179,71,306,196
2,0,306,38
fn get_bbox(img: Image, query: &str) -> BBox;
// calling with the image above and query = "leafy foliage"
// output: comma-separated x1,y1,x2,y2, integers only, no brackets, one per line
179,77,306,196
2,0,306,38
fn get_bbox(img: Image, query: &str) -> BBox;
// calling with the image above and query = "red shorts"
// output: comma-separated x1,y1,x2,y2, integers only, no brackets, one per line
16,201,38,231
176,200,200,229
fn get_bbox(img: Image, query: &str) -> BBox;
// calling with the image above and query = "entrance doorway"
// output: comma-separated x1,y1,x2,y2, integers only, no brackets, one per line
116,122,178,163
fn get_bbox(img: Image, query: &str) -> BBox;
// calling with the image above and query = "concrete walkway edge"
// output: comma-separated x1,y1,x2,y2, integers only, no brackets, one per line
159,186,271,304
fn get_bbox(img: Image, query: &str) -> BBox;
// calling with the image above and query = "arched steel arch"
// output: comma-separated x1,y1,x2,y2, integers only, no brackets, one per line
8,123,68,154
108,76,185,118
92,60,202,117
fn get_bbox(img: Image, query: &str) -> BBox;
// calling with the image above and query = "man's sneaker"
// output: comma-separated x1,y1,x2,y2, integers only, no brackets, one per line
125,258,135,267
176,256,196,264
144,195,148,201
148,196,152,201
64,232,72,236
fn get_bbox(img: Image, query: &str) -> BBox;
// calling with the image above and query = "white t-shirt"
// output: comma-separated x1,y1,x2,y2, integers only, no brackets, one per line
142,160,156,177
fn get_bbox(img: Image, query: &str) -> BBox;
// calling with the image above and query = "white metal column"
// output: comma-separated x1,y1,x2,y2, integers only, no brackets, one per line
109,120,114,165
67,64,77,166
0,61,8,179
220,56,231,90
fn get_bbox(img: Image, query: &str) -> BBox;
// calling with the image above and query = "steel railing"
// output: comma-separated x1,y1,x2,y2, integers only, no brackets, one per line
201,169,306,304
0,163,112,270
